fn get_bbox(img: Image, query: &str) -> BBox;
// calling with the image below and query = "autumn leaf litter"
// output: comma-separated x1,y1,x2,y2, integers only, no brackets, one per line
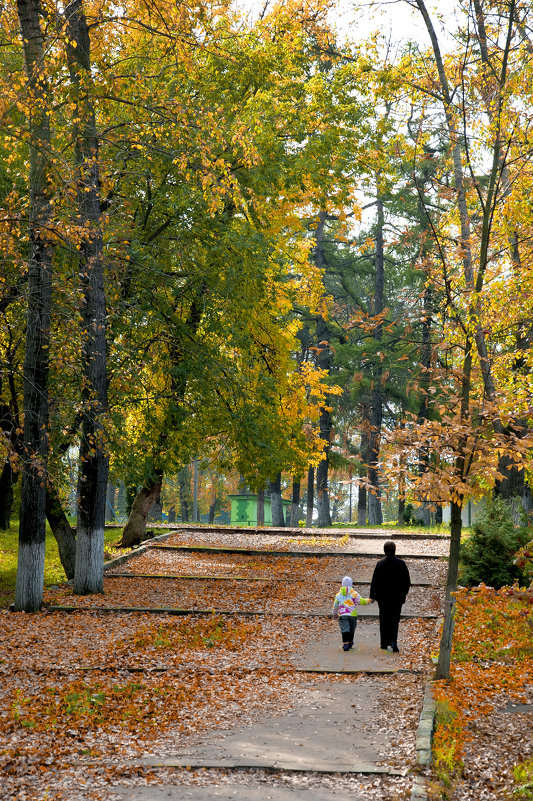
1,527,447,800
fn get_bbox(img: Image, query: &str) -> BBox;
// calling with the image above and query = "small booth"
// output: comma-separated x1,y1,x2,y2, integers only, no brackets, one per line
228,494,291,526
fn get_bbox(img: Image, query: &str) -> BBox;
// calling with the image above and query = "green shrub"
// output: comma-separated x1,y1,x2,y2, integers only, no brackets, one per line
459,497,530,589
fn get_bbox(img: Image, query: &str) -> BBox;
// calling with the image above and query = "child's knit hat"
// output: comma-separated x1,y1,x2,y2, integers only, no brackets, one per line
341,576,353,587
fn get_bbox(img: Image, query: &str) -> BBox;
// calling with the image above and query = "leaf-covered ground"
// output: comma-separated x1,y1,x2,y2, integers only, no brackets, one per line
429,585,533,801
3,528,531,800
156,529,451,557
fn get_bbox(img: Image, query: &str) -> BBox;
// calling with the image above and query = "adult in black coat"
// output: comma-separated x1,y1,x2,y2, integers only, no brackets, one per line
370,540,411,653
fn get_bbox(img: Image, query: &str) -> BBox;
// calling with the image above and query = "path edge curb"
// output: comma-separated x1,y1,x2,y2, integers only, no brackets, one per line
411,681,436,801
103,531,173,572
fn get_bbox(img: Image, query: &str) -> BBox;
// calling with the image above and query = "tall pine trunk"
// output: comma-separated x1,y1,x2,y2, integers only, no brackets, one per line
14,0,53,612
316,405,332,527
290,476,301,527
65,1,109,595
306,466,314,527
368,194,384,526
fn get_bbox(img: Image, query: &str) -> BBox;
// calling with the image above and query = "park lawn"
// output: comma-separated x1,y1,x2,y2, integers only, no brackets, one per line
430,584,533,800
0,523,140,608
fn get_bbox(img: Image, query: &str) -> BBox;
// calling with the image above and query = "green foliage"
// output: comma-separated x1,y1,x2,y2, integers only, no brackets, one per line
459,498,530,589
513,759,533,799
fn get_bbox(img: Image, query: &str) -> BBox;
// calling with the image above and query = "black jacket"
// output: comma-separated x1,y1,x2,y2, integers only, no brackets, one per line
370,555,411,605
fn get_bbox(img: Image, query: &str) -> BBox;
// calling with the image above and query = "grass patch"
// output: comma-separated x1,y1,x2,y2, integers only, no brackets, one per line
513,758,533,799
0,520,125,608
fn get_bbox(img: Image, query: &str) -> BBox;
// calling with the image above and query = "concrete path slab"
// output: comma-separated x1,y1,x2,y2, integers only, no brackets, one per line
137,678,402,777
149,545,445,560
292,621,412,674
109,783,369,800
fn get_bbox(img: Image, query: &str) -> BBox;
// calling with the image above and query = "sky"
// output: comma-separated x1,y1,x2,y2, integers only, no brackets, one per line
235,0,460,50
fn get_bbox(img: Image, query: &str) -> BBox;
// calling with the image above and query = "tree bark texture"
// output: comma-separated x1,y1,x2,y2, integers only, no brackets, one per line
105,483,116,522
66,1,109,595
46,484,77,580
435,499,462,680
316,405,332,527
14,0,53,612
0,462,17,530
119,474,163,547
290,477,301,527
179,466,191,522
368,194,384,526
270,473,285,527
306,466,314,527
313,215,333,527
256,488,265,526
0,378,21,530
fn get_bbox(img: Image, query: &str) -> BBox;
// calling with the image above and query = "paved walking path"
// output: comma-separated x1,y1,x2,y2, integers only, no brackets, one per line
110,623,433,800
101,527,444,801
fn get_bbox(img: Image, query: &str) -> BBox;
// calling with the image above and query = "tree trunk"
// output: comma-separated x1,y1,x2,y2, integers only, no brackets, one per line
0,462,17,530
417,279,433,527
179,466,191,522
316,411,332,527
270,473,285,527
14,0,53,612
313,216,333,528
66,2,109,595
358,411,369,526
168,506,176,524
148,494,162,521
290,477,301,527
105,483,116,522
46,483,76,580
306,466,314,527
435,498,463,680
368,193,384,527
119,474,163,547
397,436,406,526
357,485,367,526
257,488,265,526
192,459,198,522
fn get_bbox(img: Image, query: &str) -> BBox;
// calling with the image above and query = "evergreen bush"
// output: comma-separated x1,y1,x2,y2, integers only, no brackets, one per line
459,497,530,589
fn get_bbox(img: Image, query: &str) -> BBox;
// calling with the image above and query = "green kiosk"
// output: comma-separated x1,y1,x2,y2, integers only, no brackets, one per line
228,494,291,527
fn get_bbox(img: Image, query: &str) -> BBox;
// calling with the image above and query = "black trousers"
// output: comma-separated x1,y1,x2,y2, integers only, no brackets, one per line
378,600,403,647
339,615,357,643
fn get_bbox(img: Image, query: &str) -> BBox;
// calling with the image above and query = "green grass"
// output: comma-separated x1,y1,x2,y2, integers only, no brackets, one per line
0,521,126,608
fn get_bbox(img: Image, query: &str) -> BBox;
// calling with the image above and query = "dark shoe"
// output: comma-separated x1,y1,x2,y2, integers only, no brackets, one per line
391,642,399,653
380,644,389,650
342,643,350,651
348,641,354,649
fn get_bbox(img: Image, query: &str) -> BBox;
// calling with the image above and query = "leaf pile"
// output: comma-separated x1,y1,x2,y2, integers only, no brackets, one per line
432,585,533,799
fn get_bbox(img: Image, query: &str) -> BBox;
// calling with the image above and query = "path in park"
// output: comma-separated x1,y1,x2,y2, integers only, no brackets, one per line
47,525,447,801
